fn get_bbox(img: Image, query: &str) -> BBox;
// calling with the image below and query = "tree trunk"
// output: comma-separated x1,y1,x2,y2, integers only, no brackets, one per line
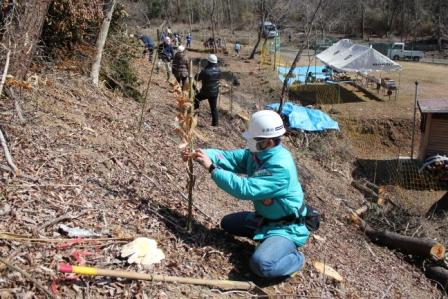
400,0,405,42
360,2,365,40
2,0,51,80
226,0,233,35
352,214,446,260
437,0,443,52
91,0,116,86
187,0,193,33
279,0,324,112
425,265,448,290
249,0,265,60
210,0,216,52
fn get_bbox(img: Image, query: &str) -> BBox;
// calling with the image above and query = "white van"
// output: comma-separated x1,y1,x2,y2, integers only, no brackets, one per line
262,22,278,39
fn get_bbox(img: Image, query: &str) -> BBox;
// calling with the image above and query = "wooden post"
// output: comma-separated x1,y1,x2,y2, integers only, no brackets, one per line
273,39,277,71
137,49,159,131
411,81,418,159
186,60,195,233
230,77,233,114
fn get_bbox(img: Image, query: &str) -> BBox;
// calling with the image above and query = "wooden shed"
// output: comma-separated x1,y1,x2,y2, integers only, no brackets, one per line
418,99,448,160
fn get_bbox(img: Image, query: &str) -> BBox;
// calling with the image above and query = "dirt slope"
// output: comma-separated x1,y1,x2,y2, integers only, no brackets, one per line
0,53,442,298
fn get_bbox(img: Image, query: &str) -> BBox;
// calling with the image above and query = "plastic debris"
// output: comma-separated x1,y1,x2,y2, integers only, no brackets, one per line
58,224,102,238
120,237,165,266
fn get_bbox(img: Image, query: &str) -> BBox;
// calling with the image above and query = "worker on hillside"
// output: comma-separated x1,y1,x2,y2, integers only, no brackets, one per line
182,110,309,278
234,41,241,57
136,34,155,62
194,54,220,127
157,36,174,81
186,33,192,48
172,45,189,89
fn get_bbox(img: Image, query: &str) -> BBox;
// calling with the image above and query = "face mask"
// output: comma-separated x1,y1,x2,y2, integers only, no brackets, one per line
246,138,260,153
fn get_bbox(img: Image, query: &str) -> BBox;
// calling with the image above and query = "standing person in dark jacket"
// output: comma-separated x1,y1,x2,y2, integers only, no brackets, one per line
195,54,221,127
172,45,189,89
157,36,174,81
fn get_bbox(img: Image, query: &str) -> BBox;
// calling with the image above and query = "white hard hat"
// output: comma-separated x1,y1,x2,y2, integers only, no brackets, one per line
243,110,286,139
208,54,218,64
164,36,171,43
178,45,185,52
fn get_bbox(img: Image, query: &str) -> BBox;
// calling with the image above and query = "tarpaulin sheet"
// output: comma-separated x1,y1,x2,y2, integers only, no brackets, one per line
266,102,339,132
277,66,326,84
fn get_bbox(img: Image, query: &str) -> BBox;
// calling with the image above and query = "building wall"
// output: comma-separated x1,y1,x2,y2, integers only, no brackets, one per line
426,114,448,157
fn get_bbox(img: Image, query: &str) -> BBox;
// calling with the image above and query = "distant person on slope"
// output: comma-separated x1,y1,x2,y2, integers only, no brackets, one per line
157,36,174,81
194,54,220,126
181,110,310,278
186,33,192,48
172,45,189,89
234,41,241,57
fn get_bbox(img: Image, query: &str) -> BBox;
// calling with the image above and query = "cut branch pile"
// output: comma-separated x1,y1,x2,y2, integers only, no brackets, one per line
351,179,386,205
351,206,448,291
351,213,445,260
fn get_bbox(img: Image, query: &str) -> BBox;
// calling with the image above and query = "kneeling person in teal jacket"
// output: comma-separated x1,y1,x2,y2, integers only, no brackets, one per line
185,110,309,278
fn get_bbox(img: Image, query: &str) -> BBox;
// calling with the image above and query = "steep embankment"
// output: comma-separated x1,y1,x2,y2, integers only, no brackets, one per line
0,53,441,298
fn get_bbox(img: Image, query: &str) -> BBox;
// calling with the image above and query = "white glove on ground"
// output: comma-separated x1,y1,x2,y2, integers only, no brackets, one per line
120,237,165,266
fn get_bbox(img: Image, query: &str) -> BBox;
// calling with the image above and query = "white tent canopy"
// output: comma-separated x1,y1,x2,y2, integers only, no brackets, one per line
316,39,401,73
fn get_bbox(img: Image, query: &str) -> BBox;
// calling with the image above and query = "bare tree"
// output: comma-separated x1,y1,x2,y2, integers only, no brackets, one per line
91,0,116,86
249,0,266,60
226,0,234,35
2,0,51,80
279,0,324,112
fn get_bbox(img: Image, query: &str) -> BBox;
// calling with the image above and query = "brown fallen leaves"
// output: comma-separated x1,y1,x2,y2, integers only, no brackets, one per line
173,82,197,151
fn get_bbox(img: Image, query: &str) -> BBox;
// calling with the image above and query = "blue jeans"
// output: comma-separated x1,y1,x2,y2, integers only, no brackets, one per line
221,211,305,278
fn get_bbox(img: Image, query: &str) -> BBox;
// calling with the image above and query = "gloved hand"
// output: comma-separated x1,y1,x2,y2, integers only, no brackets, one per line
120,237,165,266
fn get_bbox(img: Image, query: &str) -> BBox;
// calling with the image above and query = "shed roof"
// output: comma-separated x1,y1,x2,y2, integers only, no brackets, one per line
418,99,448,113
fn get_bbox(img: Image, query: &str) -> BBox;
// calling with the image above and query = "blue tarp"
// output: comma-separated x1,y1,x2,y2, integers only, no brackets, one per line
277,66,327,84
266,102,339,132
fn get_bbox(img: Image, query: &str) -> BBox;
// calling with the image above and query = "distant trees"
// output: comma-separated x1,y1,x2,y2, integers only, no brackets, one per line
137,0,447,50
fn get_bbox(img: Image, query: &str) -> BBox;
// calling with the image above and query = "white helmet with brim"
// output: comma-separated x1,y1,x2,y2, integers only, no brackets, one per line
242,110,286,139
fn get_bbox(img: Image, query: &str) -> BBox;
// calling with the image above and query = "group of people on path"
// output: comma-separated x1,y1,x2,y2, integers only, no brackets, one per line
138,30,312,281
136,32,221,127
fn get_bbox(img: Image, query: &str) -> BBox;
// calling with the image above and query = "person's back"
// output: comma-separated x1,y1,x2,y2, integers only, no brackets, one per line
172,50,189,78
158,42,173,61
234,42,241,56
198,63,220,97
141,35,154,49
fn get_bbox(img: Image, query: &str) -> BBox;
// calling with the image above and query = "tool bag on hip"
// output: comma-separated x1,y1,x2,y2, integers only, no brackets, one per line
302,204,320,232
260,203,321,232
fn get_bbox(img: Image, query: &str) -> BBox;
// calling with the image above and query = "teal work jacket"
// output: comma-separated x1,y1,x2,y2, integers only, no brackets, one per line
204,145,310,246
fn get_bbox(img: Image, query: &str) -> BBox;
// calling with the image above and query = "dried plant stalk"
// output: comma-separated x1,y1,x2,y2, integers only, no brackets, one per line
174,60,197,232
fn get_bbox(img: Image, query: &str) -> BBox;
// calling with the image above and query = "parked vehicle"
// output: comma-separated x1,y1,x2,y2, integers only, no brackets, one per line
387,43,424,61
262,21,278,39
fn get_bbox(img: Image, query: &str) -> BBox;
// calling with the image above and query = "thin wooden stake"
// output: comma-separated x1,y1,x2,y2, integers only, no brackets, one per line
137,49,159,131
186,60,195,232
58,263,255,291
